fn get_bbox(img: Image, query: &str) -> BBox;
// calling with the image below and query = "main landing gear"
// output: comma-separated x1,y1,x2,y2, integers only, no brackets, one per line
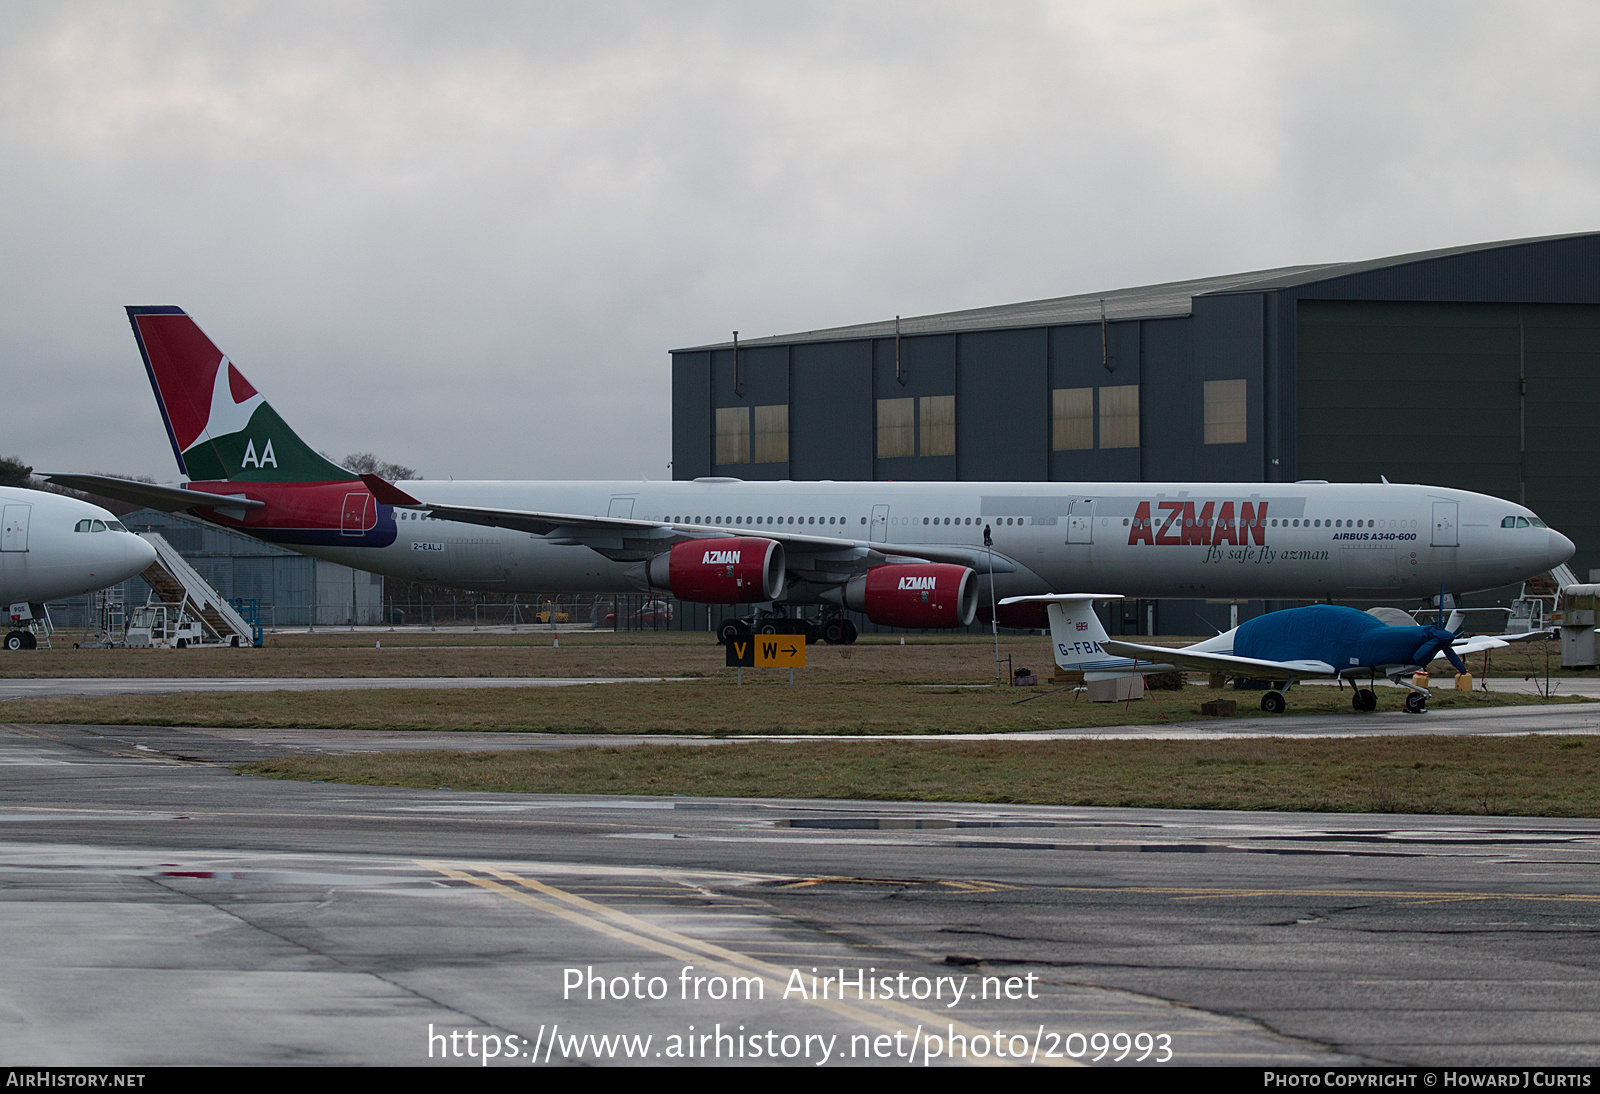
1260,691,1287,714
716,612,856,646
3,630,36,650
1345,681,1428,714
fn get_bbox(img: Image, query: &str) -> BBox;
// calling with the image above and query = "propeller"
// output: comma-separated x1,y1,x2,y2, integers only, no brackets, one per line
1417,585,1467,671
1415,628,1467,674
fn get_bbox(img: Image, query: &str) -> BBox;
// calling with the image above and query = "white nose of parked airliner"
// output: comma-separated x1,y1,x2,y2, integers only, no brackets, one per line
1548,528,1577,572
115,533,158,584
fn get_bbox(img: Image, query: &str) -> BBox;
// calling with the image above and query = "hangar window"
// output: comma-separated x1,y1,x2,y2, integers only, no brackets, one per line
919,395,956,457
1098,385,1140,449
877,398,915,458
1051,387,1093,451
753,404,788,464
1204,379,1247,445
716,407,750,465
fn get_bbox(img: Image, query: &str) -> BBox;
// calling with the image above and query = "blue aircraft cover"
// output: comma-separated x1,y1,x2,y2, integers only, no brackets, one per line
1233,604,1387,663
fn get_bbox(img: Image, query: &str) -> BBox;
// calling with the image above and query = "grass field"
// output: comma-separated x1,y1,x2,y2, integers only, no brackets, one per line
0,626,1578,683
0,673,1584,735
241,735,1600,817
11,629,1597,816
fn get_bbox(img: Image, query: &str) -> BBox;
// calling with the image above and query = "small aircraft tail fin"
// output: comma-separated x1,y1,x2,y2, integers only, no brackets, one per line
999,594,1120,672
126,306,355,484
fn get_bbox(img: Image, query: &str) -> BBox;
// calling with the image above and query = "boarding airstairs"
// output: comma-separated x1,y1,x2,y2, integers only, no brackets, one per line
134,532,254,647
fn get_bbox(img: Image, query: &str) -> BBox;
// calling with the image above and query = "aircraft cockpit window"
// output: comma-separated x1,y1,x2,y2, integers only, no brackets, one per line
1518,517,1530,528
74,519,91,532
90,519,106,531
1502,517,1516,528
107,521,127,532
1530,516,1547,527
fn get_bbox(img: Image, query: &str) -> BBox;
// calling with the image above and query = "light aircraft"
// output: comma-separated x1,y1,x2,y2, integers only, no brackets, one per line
1,486,158,649
50,307,1576,645
1008,593,1530,714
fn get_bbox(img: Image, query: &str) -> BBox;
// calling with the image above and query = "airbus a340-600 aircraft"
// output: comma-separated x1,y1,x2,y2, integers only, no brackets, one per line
1,486,157,649
50,307,1575,644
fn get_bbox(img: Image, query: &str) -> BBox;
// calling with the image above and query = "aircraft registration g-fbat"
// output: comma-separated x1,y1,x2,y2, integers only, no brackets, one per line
1,485,158,649
49,307,1576,644
1010,593,1539,715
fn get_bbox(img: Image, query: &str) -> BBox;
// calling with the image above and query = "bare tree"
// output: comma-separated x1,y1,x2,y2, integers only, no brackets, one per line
339,452,419,481
0,456,32,488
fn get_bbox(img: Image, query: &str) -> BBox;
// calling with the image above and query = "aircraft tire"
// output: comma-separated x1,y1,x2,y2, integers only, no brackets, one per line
1260,691,1286,714
1353,689,1377,712
22,633,36,650
1404,691,1428,714
4,632,24,651
758,622,779,635
716,620,748,647
840,619,858,644
821,618,844,645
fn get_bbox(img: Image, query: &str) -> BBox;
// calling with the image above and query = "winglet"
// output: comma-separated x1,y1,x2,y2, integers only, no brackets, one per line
360,473,421,507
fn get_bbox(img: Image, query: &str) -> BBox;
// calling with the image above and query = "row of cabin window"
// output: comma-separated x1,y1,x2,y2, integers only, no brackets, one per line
711,379,1250,466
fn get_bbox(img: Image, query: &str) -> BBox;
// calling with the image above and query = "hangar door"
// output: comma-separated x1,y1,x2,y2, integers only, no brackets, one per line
1298,301,1600,581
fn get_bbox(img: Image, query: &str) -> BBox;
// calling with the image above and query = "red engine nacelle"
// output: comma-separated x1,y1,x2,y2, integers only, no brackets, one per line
646,538,785,604
976,600,1049,630
842,563,978,629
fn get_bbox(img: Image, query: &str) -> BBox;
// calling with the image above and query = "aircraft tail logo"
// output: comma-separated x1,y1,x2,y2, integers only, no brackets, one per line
126,306,354,484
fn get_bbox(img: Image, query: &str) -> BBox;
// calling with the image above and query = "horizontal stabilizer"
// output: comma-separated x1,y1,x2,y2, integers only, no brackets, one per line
44,473,266,514
359,474,420,507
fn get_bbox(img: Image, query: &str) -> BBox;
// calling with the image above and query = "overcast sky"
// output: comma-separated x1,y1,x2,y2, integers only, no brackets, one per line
3,1,1597,482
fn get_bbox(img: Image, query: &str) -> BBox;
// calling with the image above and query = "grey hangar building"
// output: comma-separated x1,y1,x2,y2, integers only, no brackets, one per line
670,232,1600,635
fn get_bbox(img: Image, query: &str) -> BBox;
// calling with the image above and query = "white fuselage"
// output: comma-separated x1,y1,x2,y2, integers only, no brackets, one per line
283,479,1573,603
0,487,157,607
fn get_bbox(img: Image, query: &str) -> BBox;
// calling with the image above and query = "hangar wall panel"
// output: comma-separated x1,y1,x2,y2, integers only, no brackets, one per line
956,328,1048,481
712,345,790,480
1190,294,1265,481
1136,317,1195,482
1521,303,1600,579
1048,321,1143,481
1296,301,1521,501
791,341,872,480
671,351,712,480
874,334,957,481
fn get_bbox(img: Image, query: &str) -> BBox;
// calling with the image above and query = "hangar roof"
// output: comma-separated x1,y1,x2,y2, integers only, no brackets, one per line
675,231,1599,352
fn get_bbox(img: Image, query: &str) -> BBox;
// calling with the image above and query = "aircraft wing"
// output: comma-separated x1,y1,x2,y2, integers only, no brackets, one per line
43,473,266,514
1440,636,1513,659
1101,639,1337,680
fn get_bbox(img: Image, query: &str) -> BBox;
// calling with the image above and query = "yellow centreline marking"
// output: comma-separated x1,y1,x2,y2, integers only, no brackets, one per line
418,860,1077,1067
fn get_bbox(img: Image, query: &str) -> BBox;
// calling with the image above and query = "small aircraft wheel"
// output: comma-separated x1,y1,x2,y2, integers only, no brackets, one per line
1260,691,1287,714
1353,688,1377,712
1404,691,1428,714
4,632,23,651
839,619,858,644
716,620,747,646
